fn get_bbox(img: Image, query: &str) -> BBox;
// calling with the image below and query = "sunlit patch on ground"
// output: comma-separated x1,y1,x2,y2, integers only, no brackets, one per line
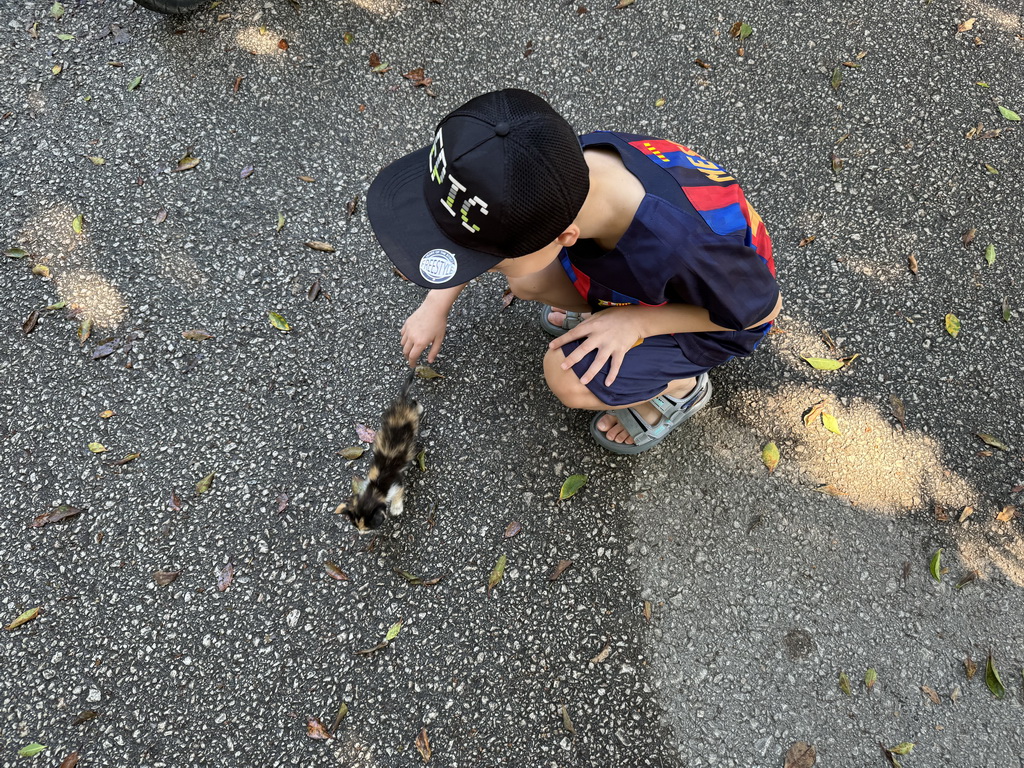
967,2,1023,33
20,202,83,262
725,382,979,514
235,27,293,56
956,522,1024,587
345,0,405,16
58,269,127,329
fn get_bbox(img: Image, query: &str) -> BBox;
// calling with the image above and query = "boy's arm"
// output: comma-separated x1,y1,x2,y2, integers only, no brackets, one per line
629,292,782,337
400,283,467,366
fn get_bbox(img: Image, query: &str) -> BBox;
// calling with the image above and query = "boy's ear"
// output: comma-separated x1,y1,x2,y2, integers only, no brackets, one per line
555,225,580,248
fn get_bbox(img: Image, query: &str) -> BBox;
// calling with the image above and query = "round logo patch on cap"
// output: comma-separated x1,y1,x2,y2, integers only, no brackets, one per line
419,249,458,284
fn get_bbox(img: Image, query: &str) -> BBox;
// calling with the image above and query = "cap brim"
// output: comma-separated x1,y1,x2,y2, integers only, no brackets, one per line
367,146,503,289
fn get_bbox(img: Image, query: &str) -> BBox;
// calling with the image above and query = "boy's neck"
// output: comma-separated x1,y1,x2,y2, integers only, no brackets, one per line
574,147,647,251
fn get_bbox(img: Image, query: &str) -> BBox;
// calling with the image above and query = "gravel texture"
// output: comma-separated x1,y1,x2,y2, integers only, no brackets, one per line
2,0,1022,766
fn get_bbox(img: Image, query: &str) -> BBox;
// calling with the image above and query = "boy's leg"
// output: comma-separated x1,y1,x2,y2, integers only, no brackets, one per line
542,346,699,446
504,256,590,313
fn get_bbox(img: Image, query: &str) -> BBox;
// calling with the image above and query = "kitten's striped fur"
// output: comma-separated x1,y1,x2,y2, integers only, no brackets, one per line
336,372,422,533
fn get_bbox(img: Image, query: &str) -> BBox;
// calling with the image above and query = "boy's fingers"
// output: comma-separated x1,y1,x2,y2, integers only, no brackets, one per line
605,354,623,388
579,352,608,387
560,340,595,370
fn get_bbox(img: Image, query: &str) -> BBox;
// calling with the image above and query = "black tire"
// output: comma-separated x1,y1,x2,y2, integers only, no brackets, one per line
133,0,210,13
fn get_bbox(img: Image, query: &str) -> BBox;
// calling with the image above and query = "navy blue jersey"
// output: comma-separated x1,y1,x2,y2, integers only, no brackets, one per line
562,131,778,367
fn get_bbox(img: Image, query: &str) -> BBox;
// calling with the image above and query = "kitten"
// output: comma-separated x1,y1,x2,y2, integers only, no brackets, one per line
336,372,422,533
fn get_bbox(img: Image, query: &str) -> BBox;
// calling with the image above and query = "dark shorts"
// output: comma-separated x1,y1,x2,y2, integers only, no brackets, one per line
559,334,712,407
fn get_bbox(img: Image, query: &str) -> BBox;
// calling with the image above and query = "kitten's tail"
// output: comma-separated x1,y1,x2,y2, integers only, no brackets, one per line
400,369,416,400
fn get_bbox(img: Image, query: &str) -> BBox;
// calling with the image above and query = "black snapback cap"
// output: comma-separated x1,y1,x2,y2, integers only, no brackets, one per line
367,89,590,289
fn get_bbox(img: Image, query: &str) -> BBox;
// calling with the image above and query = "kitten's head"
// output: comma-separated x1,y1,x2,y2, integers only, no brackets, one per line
335,493,387,534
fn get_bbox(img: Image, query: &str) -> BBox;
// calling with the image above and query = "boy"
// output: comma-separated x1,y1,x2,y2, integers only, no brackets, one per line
366,89,780,454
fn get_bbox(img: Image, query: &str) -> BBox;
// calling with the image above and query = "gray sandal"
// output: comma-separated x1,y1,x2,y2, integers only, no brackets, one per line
539,304,585,337
590,373,713,454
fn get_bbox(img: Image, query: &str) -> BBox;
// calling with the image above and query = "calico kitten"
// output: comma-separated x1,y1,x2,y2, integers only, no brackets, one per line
336,372,422,533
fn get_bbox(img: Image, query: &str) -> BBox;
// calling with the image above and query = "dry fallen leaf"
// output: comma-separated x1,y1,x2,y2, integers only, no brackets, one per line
414,727,431,762
217,563,234,592
996,505,1017,522
908,252,918,274
959,506,975,523
305,241,336,253
590,643,612,664
503,520,522,539
153,570,179,586
784,741,816,768
957,17,977,33
643,600,652,622
307,717,332,740
965,655,977,680
798,235,816,247
921,684,941,704
5,607,40,630
549,559,573,581
803,400,827,428
962,228,977,247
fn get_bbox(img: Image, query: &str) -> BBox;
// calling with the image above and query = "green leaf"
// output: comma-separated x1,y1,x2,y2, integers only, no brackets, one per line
371,62,390,73
195,472,215,494
50,1,64,18
6,607,40,630
984,244,996,265
822,412,841,435
18,743,47,757
559,474,587,500
831,67,842,90
127,75,143,91
891,742,915,756
6,247,28,259
56,33,75,41
865,668,877,690
86,156,105,165
45,301,66,310
416,449,426,472
739,22,753,40
276,211,285,231
1002,297,1011,323
997,105,1021,121
88,442,107,454
337,446,365,460
415,365,443,379
986,652,1005,698
976,81,989,87
384,619,403,642
930,548,943,582
802,357,844,370
72,214,84,234
268,312,290,331
487,554,507,594
945,313,961,337
761,442,779,473
343,31,354,45
984,163,999,175
839,671,851,695
977,433,1009,451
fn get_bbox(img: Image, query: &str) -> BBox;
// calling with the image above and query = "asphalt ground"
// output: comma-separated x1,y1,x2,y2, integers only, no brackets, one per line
2,0,1023,766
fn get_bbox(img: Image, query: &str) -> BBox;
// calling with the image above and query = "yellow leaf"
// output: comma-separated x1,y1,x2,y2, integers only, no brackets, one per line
945,313,961,337
88,442,107,453
5,607,40,630
761,442,779,472
822,412,842,435
268,312,290,331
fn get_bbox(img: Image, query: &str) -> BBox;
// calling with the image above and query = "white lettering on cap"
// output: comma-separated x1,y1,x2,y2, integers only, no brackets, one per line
419,249,458,284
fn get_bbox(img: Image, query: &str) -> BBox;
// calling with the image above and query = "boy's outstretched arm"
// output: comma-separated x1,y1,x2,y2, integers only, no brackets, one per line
400,284,467,367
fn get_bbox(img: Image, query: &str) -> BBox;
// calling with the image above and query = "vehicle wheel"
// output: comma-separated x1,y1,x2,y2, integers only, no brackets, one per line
133,0,210,13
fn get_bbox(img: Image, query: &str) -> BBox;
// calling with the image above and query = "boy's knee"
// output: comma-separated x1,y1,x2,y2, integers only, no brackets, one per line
543,349,605,410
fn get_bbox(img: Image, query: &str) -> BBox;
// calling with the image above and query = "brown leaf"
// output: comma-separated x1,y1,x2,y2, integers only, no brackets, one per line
965,656,977,680
962,228,977,247
798,235,816,247
369,52,381,68
307,717,332,740
1011,485,1024,494
503,520,522,539
933,503,949,522
997,505,1017,522
803,399,828,428
276,492,289,513
109,452,141,466
729,21,743,36
346,195,359,216
921,684,941,704
278,38,288,50
305,241,336,253
298,175,314,183
784,741,817,768
307,279,322,302
325,561,350,581
402,68,432,87
959,506,975,523
182,329,214,341
590,643,612,663
549,559,573,581
415,727,431,762
31,504,83,528
168,491,182,511
613,0,635,8
957,17,977,33
154,209,167,224
217,563,234,592
908,252,918,274
23,310,39,334
233,75,243,93
577,5,588,13
694,58,711,69
643,600,652,622
153,570,179,586
955,570,979,589
889,395,906,430
59,752,80,768
965,122,983,140
175,155,201,172
501,287,517,311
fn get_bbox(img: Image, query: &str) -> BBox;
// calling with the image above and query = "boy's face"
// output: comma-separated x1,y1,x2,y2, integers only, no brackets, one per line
489,228,578,278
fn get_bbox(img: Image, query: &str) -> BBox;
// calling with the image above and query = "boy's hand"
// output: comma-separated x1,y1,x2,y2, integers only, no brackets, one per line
548,306,645,387
401,301,449,367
